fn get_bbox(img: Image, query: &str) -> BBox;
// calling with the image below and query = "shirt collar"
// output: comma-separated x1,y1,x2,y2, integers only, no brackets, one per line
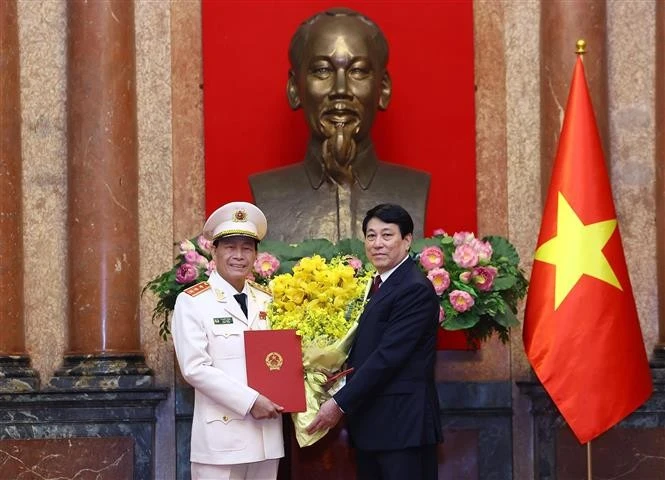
377,254,410,283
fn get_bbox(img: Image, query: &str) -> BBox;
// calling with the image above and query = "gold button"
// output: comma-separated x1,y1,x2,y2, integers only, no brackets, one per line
222,415,229,422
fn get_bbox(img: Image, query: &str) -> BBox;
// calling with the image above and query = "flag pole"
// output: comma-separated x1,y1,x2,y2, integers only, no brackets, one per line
576,38,593,480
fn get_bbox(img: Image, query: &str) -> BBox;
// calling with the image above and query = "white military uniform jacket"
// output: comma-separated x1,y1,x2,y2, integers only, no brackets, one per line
172,270,284,465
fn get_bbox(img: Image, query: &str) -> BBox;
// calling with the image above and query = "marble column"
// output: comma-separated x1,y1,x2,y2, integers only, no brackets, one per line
540,0,608,200
0,0,39,391
49,0,152,389
652,1,665,365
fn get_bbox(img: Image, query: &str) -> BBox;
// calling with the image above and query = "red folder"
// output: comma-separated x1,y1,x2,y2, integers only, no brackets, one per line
244,329,306,413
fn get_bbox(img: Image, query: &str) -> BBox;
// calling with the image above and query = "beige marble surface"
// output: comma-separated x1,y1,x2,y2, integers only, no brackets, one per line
18,0,68,382
607,0,658,348
171,1,205,243
135,2,176,478
504,0,542,383
136,0,174,397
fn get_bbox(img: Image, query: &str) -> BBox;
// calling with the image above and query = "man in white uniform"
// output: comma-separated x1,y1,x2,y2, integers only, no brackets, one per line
172,201,284,480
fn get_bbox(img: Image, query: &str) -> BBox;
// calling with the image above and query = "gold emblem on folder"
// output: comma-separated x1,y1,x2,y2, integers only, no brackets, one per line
265,352,283,371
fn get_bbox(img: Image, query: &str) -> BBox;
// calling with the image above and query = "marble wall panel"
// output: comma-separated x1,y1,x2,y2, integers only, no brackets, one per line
0,437,133,479
439,429,479,479
557,427,665,479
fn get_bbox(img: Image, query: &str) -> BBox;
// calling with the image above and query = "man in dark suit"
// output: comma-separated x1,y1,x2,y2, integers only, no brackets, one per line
306,203,442,480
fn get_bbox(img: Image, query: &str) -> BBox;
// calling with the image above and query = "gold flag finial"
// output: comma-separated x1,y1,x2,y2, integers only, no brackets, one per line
575,39,587,55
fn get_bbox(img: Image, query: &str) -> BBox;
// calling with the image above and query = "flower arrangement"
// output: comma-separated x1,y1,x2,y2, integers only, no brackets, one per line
143,232,527,345
267,255,369,346
412,231,528,344
267,254,371,447
142,237,367,340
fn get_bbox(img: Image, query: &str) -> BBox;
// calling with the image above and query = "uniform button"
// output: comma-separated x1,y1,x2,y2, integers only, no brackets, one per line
222,415,229,422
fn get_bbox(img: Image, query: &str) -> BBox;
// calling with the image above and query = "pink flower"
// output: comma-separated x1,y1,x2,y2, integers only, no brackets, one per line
471,238,493,264
179,239,195,254
449,290,475,312
419,246,445,270
439,306,445,323
452,244,479,268
254,252,280,278
197,235,212,253
184,250,203,265
452,231,475,246
206,260,216,277
432,228,447,236
175,263,198,284
472,266,498,292
345,256,363,272
427,268,450,295
459,271,472,283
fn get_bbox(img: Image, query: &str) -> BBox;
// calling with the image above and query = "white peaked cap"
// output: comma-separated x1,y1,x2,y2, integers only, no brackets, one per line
202,201,267,241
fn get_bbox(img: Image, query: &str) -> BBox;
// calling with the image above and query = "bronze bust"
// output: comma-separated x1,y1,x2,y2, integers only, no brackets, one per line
250,8,430,242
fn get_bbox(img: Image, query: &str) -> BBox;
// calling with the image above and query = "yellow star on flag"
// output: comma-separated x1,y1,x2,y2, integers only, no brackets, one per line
534,192,622,309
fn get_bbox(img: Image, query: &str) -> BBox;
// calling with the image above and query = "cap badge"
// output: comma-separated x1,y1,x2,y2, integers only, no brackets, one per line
233,209,247,222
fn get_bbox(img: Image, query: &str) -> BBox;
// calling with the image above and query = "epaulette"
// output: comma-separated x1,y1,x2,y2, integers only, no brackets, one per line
247,280,272,296
184,281,210,297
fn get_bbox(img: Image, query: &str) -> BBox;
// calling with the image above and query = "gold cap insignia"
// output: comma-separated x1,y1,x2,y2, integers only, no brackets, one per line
233,209,247,222
265,352,283,371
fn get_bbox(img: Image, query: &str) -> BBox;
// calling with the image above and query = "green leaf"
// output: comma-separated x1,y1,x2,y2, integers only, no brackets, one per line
259,240,301,260
411,237,444,253
493,308,519,327
485,235,520,265
277,260,299,275
442,312,480,330
492,275,517,290
335,238,367,260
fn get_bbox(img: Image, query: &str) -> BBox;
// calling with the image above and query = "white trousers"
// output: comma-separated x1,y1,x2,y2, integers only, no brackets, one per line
191,459,279,480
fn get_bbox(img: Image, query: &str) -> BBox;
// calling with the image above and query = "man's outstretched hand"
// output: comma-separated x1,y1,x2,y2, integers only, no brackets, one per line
306,398,343,434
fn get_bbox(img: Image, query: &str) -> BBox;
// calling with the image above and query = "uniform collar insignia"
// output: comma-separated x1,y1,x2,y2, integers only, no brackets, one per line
214,288,226,302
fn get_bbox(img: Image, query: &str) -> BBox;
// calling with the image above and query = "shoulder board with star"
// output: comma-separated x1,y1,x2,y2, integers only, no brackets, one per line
247,280,272,296
184,281,210,297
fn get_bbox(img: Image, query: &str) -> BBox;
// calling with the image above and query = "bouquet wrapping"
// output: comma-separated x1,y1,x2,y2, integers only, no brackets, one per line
267,255,370,447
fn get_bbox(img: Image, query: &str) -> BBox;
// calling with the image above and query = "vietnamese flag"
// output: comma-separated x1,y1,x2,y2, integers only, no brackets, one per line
523,57,652,444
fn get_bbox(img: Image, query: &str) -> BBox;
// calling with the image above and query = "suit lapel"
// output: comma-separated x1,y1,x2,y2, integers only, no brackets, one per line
354,258,414,339
362,258,412,316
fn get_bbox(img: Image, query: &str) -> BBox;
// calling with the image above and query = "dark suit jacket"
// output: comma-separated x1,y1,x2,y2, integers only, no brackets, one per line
334,257,443,451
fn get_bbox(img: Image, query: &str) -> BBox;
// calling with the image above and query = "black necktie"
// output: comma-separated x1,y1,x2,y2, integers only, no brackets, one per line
234,293,248,318
369,276,382,298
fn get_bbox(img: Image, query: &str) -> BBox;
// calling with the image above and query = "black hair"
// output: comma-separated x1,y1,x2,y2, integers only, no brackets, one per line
362,203,414,237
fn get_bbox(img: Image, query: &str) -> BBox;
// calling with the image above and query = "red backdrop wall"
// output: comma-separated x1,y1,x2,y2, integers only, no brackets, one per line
201,1,477,348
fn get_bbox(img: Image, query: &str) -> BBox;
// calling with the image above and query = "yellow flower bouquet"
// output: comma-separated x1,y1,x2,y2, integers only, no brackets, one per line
267,255,372,447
